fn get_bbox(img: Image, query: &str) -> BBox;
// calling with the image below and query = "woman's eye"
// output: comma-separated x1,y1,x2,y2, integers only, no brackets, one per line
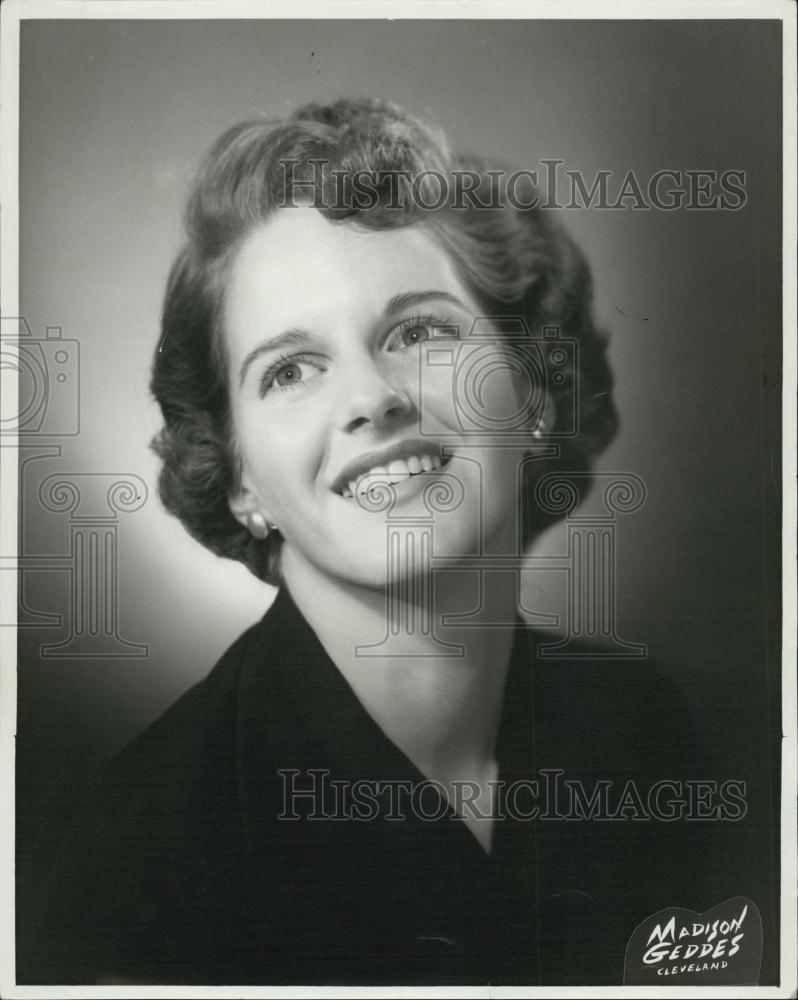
275,361,302,386
260,357,321,396
401,324,431,347
388,319,460,351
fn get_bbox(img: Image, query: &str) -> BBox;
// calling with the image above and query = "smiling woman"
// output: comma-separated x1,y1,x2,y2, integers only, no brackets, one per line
23,98,735,987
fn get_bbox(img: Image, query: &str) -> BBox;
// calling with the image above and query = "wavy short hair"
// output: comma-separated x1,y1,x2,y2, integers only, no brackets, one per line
150,97,618,585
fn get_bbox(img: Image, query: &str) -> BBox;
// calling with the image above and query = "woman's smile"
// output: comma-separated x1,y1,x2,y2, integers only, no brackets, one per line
331,437,453,499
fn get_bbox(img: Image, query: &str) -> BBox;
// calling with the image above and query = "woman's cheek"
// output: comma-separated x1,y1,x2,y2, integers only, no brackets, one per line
418,365,459,428
419,346,529,436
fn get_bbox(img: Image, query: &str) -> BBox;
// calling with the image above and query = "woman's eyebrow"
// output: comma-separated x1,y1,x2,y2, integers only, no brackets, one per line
238,291,469,386
382,290,470,317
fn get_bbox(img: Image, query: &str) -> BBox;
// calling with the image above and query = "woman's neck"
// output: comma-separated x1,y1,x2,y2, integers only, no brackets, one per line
281,549,519,846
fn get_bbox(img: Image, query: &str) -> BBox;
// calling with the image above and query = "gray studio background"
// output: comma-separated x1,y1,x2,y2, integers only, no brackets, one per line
16,17,781,964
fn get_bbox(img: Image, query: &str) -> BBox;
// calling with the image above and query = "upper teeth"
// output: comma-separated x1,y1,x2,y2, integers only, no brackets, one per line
341,454,443,499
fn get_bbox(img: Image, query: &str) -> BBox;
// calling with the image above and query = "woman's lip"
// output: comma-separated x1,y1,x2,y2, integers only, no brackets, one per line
330,438,448,496
338,454,454,502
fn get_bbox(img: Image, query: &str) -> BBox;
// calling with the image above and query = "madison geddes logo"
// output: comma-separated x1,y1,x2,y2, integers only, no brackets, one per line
623,897,762,985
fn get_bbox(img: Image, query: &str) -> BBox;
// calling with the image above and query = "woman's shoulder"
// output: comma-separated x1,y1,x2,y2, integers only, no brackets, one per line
21,607,288,984
101,604,287,806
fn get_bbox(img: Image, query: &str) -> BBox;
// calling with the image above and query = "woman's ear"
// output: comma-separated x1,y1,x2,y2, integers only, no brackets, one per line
228,485,257,531
228,475,276,533
229,485,278,542
533,395,557,438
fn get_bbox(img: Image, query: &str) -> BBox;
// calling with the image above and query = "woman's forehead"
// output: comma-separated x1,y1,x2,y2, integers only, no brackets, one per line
223,208,475,345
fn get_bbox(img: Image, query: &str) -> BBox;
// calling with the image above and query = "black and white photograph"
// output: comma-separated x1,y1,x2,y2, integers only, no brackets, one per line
1,1,795,993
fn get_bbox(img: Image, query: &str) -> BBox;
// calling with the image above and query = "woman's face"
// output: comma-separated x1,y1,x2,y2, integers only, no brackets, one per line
224,208,533,588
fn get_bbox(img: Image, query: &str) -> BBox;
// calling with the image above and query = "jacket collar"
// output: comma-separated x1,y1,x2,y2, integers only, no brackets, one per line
234,585,537,852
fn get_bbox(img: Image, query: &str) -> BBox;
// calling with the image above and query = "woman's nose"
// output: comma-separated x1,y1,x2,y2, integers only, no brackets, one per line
337,360,414,434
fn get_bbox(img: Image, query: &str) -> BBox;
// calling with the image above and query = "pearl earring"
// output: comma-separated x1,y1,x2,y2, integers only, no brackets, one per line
247,511,276,540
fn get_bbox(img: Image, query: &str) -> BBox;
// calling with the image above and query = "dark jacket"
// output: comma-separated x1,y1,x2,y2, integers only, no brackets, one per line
21,587,758,985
